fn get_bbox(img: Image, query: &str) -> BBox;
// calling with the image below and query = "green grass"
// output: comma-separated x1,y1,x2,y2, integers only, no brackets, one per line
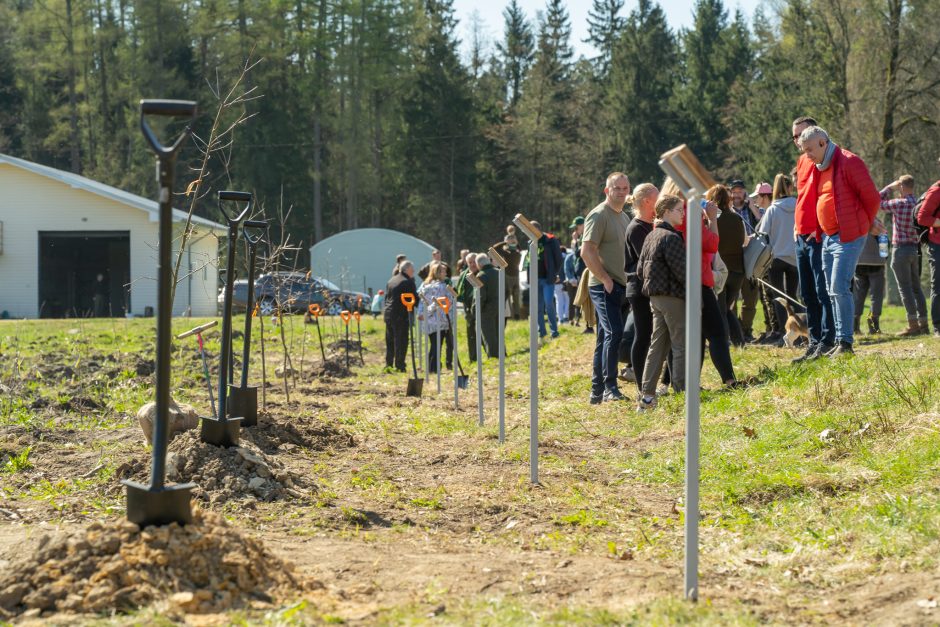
1,305,938,622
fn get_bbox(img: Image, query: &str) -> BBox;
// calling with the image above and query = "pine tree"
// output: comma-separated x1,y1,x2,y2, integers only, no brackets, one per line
609,0,679,183
586,0,624,79
496,0,534,109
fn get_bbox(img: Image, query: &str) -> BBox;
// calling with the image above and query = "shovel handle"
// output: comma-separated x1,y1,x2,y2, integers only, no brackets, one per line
218,190,252,224
308,303,321,317
243,219,267,245
436,296,451,314
400,293,415,311
340,310,352,325
139,99,197,158
176,319,219,339
352,310,361,322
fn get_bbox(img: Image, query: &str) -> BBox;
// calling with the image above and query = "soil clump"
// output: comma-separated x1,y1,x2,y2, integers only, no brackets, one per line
141,431,313,504
0,508,316,619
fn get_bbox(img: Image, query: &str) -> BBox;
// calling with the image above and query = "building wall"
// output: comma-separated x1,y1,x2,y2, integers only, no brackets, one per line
0,165,219,318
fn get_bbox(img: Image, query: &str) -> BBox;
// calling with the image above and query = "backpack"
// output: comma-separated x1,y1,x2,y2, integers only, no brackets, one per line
914,181,940,244
743,231,773,280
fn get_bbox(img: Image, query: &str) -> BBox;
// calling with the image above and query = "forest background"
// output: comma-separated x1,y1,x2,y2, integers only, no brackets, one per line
1,0,938,263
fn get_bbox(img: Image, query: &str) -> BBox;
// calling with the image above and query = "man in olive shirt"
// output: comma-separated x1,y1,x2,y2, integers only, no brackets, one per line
581,172,631,403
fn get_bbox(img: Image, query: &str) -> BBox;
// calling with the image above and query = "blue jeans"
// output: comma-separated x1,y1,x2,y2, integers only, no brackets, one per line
929,242,940,330
589,282,625,395
537,278,558,337
795,234,835,346
822,233,866,345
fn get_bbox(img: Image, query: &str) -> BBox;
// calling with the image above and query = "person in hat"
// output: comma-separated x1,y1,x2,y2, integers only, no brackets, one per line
749,180,777,343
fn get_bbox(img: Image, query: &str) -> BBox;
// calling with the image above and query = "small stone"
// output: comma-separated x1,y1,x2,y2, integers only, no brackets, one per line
255,465,272,479
248,477,266,492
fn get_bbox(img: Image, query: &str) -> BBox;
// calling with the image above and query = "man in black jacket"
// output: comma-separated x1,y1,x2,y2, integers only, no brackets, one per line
384,260,417,372
476,253,501,358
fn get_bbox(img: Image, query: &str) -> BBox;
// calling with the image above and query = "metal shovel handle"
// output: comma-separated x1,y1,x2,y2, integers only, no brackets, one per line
217,190,252,225
243,219,267,245
176,319,218,339
140,99,197,158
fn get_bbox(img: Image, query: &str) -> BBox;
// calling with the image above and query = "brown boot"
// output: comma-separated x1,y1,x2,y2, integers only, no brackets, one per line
917,318,930,335
897,318,920,336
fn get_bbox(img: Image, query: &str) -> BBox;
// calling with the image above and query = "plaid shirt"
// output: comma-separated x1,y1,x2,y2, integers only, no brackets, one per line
880,186,919,245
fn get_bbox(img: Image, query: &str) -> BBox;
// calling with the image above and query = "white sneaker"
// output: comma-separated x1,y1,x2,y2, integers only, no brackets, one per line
618,366,636,382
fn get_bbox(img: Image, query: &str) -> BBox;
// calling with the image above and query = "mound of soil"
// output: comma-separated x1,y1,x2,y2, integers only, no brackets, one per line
146,431,312,504
305,356,353,379
327,338,364,354
0,508,316,619
246,413,356,455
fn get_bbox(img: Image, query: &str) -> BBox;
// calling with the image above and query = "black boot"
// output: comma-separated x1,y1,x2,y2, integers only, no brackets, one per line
868,315,881,334
853,315,861,335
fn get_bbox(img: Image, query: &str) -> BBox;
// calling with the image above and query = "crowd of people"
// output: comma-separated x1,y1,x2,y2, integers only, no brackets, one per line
375,115,940,411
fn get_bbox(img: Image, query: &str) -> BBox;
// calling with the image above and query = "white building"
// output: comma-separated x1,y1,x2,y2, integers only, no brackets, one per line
309,228,436,295
0,153,224,319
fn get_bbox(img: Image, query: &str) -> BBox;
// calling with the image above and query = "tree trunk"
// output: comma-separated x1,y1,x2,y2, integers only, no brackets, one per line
65,0,81,173
880,0,903,182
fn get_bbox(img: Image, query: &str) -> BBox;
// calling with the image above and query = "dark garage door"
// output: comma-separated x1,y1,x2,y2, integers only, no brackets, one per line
38,231,131,318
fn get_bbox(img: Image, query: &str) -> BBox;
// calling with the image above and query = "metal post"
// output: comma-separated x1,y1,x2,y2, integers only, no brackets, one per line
684,195,702,602
528,238,539,485
498,266,505,443
436,327,441,393
474,286,484,426
453,298,459,408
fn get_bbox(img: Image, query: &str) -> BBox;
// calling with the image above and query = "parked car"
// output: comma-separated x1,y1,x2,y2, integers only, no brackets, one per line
217,272,368,315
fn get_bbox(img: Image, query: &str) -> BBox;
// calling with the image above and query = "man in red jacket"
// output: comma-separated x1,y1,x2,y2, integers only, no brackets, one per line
792,116,836,362
915,160,940,337
799,126,880,356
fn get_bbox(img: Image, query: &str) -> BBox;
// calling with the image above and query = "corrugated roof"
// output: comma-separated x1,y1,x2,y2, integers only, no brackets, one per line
0,152,226,231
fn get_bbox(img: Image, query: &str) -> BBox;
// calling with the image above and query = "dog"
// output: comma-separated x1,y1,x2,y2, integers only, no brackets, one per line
775,297,808,348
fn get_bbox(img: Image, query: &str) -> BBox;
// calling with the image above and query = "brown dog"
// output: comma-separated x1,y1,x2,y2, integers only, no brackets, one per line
775,297,809,348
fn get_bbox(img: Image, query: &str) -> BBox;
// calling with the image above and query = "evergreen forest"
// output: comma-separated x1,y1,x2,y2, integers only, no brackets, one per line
1,0,938,260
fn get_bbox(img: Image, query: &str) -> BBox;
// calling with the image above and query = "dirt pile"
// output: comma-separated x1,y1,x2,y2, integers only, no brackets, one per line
0,508,316,619
246,413,356,455
305,356,353,378
151,431,312,504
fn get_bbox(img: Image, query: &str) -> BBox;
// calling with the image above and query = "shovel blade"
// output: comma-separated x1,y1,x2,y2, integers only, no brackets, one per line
406,378,423,398
227,385,258,427
457,375,470,390
199,415,243,447
123,480,196,527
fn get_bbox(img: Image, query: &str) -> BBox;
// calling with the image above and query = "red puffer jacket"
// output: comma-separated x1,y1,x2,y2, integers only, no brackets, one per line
676,204,720,288
801,147,880,243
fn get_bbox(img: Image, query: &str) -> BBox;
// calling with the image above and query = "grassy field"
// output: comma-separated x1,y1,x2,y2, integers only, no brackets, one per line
1,304,939,625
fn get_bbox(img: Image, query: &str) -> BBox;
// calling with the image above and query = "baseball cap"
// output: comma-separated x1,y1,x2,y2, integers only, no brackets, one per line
729,179,746,190
568,216,585,229
750,182,772,197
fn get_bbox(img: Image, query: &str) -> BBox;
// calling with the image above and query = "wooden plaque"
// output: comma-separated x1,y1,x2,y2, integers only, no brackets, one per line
512,213,543,241
659,144,717,197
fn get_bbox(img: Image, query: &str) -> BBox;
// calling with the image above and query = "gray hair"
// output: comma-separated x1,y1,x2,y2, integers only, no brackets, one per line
475,252,492,267
398,260,414,274
799,126,829,146
464,252,477,264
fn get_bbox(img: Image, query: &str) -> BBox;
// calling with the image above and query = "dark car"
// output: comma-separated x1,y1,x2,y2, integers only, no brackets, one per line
219,272,368,315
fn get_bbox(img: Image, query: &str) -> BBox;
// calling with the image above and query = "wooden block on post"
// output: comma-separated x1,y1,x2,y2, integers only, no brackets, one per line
659,144,717,199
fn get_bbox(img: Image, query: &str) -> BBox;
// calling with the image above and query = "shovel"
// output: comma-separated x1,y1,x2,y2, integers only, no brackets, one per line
122,99,197,527
227,219,267,427
200,190,250,447
340,310,352,370
437,296,469,391
308,303,327,362
401,293,422,397
176,320,219,418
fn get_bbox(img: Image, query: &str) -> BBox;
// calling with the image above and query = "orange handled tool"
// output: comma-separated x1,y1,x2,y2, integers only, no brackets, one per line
436,296,451,314
352,311,361,322
340,310,352,325
308,303,321,317
340,311,352,369
401,293,415,311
